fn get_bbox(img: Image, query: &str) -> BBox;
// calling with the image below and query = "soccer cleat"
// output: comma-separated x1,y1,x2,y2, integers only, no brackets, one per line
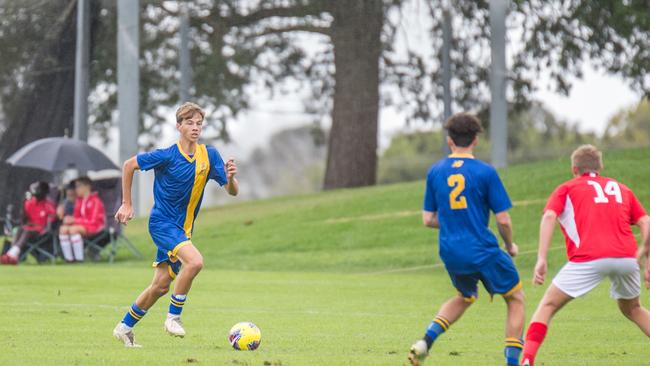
164,315,186,337
408,339,428,366
521,357,532,366
0,254,17,265
113,322,142,348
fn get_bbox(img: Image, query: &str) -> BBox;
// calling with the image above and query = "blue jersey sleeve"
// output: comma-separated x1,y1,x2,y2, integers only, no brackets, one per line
423,170,438,212
487,168,512,213
137,148,171,171
207,146,228,186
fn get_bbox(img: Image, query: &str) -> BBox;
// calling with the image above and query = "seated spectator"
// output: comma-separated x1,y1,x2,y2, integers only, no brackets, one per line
1,182,56,265
59,177,106,262
57,181,77,220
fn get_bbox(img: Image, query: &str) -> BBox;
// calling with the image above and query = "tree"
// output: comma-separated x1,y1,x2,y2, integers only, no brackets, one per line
126,0,389,188
603,99,650,146
2,0,649,210
0,0,85,212
389,0,650,131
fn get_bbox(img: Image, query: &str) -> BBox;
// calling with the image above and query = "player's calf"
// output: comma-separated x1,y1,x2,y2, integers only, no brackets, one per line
618,297,650,337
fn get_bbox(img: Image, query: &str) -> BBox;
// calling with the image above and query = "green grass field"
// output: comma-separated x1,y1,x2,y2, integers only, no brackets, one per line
1,147,650,365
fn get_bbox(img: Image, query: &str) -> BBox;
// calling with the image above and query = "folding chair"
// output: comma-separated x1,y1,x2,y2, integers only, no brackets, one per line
4,196,58,264
84,177,143,263
85,225,114,262
19,230,57,264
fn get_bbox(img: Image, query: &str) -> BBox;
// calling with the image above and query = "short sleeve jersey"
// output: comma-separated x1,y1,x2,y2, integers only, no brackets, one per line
423,154,512,273
137,142,227,238
544,173,646,262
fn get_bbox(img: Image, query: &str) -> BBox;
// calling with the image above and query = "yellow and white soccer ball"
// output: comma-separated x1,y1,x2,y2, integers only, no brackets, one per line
228,322,261,351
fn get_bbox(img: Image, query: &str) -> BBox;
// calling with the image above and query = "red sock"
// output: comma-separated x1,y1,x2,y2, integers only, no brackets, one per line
521,322,548,366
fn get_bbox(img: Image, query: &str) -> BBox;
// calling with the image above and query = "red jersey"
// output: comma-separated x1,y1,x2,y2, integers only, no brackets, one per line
545,173,647,262
22,197,56,234
73,192,106,235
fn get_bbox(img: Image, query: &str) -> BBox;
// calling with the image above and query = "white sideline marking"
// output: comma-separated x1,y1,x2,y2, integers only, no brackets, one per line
360,246,564,275
326,199,546,224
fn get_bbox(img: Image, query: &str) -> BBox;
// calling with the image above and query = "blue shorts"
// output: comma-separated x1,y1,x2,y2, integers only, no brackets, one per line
447,250,522,302
149,219,191,279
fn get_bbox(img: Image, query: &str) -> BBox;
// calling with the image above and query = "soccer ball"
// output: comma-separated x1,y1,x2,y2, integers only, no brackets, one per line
228,322,261,351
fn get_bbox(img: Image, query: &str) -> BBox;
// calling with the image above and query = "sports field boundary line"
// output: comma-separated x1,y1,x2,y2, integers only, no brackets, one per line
360,246,564,276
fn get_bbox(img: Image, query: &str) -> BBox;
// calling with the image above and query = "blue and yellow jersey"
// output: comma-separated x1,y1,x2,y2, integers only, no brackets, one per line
423,153,512,273
137,142,227,240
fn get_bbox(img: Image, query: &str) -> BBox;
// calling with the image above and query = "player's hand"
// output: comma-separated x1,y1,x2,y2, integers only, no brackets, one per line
225,158,237,179
115,203,134,225
56,205,64,219
62,216,74,225
533,259,547,285
505,242,518,257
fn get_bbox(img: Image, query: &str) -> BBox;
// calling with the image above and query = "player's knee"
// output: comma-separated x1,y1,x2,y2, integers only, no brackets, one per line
506,290,525,305
185,257,203,273
152,283,170,297
618,299,639,318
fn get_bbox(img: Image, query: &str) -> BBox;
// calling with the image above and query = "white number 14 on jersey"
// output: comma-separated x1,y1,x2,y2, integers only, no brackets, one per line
587,180,622,204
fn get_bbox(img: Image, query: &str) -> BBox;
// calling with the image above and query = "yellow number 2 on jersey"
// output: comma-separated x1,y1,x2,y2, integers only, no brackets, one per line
448,174,468,210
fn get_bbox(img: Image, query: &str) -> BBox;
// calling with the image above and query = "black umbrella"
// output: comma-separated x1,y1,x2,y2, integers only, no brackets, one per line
6,137,119,173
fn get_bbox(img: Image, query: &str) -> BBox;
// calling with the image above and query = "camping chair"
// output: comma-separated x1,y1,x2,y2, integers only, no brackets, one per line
18,228,57,264
84,177,143,263
8,185,60,264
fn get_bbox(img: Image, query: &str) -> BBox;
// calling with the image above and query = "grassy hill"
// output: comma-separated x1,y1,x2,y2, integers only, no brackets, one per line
123,146,650,274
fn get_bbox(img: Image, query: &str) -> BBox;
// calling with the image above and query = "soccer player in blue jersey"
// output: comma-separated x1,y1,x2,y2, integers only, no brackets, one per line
112,102,238,347
408,113,525,366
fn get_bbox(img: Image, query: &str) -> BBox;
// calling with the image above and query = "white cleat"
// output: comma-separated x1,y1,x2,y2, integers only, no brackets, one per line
164,315,186,337
113,322,142,348
521,358,531,366
408,339,428,366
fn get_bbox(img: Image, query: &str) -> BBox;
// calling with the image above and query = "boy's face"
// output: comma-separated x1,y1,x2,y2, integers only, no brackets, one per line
177,111,203,143
66,189,76,200
74,183,90,196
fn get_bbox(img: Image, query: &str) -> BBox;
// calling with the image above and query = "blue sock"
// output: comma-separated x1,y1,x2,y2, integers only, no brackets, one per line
504,337,523,366
424,315,450,349
169,294,186,316
121,303,146,328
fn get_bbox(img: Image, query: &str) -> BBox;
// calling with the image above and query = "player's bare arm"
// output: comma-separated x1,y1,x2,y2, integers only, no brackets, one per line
422,210,439,229
534,209,558,285
225,157,238,196
634,215,650,286
495,211,517,257
115,156,140,225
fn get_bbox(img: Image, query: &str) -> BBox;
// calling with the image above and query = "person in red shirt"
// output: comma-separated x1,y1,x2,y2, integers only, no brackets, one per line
58,176,106,262
521,145,650,366
1,181,56,265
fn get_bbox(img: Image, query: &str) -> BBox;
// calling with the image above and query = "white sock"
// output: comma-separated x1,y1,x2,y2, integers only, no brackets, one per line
7,246,20,258
70,234,84,261
59,235,74,261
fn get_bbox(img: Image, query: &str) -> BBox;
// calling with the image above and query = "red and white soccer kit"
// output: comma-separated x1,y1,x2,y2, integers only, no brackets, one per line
22,197,56,234
544,173,647,299
73,192,106,236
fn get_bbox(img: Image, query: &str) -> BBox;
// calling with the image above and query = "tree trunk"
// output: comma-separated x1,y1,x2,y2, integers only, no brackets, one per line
323,0,383,189
0,1,78,214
